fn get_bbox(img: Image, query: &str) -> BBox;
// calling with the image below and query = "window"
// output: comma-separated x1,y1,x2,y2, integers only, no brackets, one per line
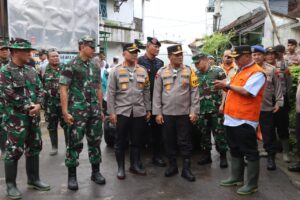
100,0,107,19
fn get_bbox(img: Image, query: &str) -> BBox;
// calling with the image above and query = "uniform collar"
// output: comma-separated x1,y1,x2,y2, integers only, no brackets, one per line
76,55,90,67
240,61,255,71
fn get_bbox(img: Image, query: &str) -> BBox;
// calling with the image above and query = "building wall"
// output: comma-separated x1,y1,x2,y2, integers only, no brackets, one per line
217,0,288,30
106,0,134,26
218,0,264,29
262,14,298,47
100,0,145,63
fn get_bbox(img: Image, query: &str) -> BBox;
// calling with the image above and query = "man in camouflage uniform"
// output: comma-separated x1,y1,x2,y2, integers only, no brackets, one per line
0,39,10,157
0,38,50,199
43,48,67,156
252,45,283,170
153,44,200,182
107,43,151,179
193,53,228,168
59,36,105,191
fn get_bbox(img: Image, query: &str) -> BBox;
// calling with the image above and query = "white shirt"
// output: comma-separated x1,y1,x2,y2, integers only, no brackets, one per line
224,64,266,130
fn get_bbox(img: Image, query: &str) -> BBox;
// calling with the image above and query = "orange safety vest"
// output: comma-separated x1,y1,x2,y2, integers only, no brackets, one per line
224,63,265,121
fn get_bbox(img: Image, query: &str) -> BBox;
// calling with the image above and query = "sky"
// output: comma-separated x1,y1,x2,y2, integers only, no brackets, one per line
144,0,212,44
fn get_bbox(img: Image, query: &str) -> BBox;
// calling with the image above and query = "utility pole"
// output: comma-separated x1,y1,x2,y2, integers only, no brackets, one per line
213,0,222,32
263,0,281,44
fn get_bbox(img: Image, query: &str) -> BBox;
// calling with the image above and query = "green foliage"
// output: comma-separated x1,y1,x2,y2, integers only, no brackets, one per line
289,65,300,128
288,65,300,154
199,32,234,59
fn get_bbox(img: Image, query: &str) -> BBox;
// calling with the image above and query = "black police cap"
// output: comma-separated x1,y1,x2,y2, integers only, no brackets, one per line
167,44,183,55
147,37,161,47
123,43,140,52
229,45,252,58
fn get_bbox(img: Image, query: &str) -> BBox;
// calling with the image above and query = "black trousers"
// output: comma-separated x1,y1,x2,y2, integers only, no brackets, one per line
274,95,290,140
149,115,164,157
162,115,192,160
259,111,277,155
226,124,259,161
115,115,145,153
296,113,300,156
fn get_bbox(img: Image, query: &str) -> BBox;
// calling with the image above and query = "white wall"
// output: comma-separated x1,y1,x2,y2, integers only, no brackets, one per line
262,15,297,47
106,42,124,65
106,0,134,26
219,0,264,29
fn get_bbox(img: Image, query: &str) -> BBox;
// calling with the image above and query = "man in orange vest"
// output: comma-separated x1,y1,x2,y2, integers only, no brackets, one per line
214,45,266,195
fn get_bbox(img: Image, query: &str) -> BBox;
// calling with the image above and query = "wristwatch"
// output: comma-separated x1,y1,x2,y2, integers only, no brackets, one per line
225,81,231,90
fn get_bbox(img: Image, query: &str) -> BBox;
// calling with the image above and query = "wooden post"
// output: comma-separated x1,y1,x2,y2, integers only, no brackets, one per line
263,0,281,44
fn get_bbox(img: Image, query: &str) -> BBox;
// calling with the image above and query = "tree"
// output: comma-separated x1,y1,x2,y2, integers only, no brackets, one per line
200,32,234,58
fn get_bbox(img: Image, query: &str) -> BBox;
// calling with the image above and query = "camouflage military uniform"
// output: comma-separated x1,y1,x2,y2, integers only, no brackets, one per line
196,65,227,153
59,55,102,168
0,59,9,155
0,60,9,150
0,62,44,161
43,64,68,147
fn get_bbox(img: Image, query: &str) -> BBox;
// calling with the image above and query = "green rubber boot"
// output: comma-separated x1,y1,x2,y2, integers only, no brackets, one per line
237,160,259,195
220,156,244,187
5,160,22,200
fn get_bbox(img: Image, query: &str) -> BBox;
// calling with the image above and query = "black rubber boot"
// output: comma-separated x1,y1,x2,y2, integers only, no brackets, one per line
0,132,6,156
129,148,146,176
165,158,179,177
220,152,228,168
267,154,276,171
198,150,212,165
116,151,125,179
68,167,78,191
5,160,22,200
49,131,58,156
181,158,196,182
288,161,300,172
91,163,106,184
26,156,50,191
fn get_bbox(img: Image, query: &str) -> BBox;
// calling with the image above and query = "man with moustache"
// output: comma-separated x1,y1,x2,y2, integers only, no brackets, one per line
0,38,50,199
152,44,200,182
60,36,105,190
193,53,228,168
215,45,266,195
107,43,151,179
220,49,238,82
137,37,166,167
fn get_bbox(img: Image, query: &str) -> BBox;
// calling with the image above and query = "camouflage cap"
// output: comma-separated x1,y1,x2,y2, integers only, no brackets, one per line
207,55,215,60
192,53,208,64
9,38,35,50
78,35,98,48
0,39,9,50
